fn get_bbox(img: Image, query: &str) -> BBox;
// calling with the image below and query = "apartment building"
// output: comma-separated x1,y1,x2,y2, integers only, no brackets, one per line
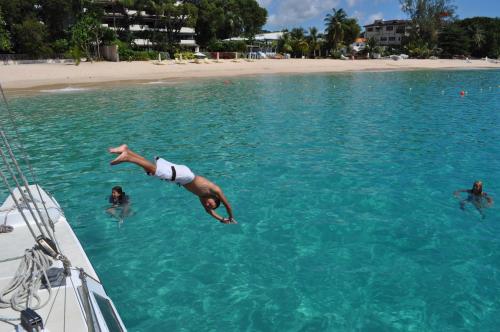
363,20,410,46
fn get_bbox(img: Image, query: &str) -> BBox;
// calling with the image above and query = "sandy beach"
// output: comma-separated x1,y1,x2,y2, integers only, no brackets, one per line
0,58,498,92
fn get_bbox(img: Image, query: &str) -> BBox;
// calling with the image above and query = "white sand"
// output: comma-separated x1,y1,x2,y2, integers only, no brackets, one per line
0,58,498,91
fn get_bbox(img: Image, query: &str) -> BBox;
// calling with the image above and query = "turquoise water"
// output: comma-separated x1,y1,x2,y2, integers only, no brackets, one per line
2,70,500,331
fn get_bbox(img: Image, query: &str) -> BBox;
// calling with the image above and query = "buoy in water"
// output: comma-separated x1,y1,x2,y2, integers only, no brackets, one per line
459,90,465,96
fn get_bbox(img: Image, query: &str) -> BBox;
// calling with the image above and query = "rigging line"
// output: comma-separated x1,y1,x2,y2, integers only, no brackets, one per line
64,279,67,332
0,167,37,239
43,277,62,326
0,255,24,264
0,145,47,239
69,272,86,322
0,84,57,241
0,134,54,241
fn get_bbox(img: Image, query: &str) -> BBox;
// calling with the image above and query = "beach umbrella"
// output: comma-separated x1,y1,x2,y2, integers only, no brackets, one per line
194,52,207,59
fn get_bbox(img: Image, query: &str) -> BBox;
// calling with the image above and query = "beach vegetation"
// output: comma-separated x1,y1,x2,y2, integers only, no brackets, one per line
51,38,69,54
187,0,267,48
12,18,52,58
0,7,11,52
324,8,361,57
207,40,247,53
399,0,456,51
307,27,320,58
70,14,106,61
324,8,347,53
174,51,194,60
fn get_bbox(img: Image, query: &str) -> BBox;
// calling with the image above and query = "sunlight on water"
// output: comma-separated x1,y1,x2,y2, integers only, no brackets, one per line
2,70,500,331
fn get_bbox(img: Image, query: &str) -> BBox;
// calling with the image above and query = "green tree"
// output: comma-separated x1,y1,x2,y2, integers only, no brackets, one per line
400,0,456,49
0,7,11,52
70,14,104,61
438,23,469,57
343,18,361,46
277,30,292,54
39,0,81,41
324,8,347,54
308,27,319,57
12,18,52,57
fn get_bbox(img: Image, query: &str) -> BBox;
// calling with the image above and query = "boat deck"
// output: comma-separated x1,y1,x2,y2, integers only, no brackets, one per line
0,214,99,332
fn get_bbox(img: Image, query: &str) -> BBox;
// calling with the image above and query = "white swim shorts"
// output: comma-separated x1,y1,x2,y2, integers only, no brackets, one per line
153,157,195,185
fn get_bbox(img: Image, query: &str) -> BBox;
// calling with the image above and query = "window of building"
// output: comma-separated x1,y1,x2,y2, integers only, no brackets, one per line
386,26,393,31
389,37,396,41
396,26,405,34
380,37,387,41
375,27,381,31
367,27,373,32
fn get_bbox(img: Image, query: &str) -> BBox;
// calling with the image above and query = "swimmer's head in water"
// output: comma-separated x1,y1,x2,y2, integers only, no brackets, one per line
112,186,124,198
202,195,221,210
472,181,483,194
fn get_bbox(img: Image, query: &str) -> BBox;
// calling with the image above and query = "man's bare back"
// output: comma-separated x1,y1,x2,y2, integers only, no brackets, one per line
109,144,236,224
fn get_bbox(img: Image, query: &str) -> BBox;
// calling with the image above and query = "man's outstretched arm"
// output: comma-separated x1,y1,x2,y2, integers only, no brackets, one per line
212,187,233,220
205,208,234,224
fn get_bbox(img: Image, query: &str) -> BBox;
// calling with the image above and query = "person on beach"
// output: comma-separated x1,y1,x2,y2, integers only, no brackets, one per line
454,181,493,218
106,185,130,222
108,145,236,224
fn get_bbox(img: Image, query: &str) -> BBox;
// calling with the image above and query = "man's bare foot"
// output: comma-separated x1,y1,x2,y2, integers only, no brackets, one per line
110,151,129,165
109,145,130,165
108,144,128,154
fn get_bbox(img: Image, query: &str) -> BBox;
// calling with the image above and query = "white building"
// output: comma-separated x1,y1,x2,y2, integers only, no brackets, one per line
363,20,410,46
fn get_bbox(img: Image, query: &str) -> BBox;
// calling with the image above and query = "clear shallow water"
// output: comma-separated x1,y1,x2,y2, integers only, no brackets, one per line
2,70,500,331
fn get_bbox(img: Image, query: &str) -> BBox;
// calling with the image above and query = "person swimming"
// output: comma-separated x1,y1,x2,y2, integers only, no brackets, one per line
107,186,130,222
454,181,493,218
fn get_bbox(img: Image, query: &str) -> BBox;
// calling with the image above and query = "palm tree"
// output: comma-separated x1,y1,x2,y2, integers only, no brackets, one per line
469,25,485,50
324,8,347,54
308,27,319,58
278,31,292,54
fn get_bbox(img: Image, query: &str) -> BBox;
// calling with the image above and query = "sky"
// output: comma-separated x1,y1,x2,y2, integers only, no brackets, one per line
257,0,500,32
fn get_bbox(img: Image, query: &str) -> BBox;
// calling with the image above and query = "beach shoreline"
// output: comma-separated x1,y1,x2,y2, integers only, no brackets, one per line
1,58,498,94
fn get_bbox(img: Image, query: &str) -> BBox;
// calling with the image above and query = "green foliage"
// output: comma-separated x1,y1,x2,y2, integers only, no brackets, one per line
66,46,81,65
458,17,500,58
324,8,347,52
12,18,52,57
51,38,69,53
324,8,360,55
207,40,246,52
400,0,456,48
343,18,361,45
438,23,470,57
70,14,104,60
403,37,432,58
174,51,194,60
0,7,11,52
188,0,267,47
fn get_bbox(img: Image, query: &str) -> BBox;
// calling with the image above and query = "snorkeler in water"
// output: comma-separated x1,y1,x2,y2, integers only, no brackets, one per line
454,181,493,218
106,186,130,222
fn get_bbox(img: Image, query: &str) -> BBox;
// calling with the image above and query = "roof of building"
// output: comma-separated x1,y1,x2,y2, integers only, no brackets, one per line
225,31,284,42
364,19,410,27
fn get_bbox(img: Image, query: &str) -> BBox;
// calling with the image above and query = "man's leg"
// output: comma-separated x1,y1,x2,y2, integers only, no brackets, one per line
109,144,156,174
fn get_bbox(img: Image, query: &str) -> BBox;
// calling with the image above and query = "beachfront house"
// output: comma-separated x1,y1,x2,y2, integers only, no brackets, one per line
363,20,410,46
225,31,284,57
350,38,367,52
98,2,198,52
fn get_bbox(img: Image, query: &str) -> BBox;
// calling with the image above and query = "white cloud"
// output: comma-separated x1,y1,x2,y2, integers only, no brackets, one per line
267,0,341,28
346,0,357,7
257,0,273,7
352,10,364,23
366,12,383,25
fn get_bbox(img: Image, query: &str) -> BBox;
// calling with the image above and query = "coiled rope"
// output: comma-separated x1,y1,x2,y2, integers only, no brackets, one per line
0,247,53,312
